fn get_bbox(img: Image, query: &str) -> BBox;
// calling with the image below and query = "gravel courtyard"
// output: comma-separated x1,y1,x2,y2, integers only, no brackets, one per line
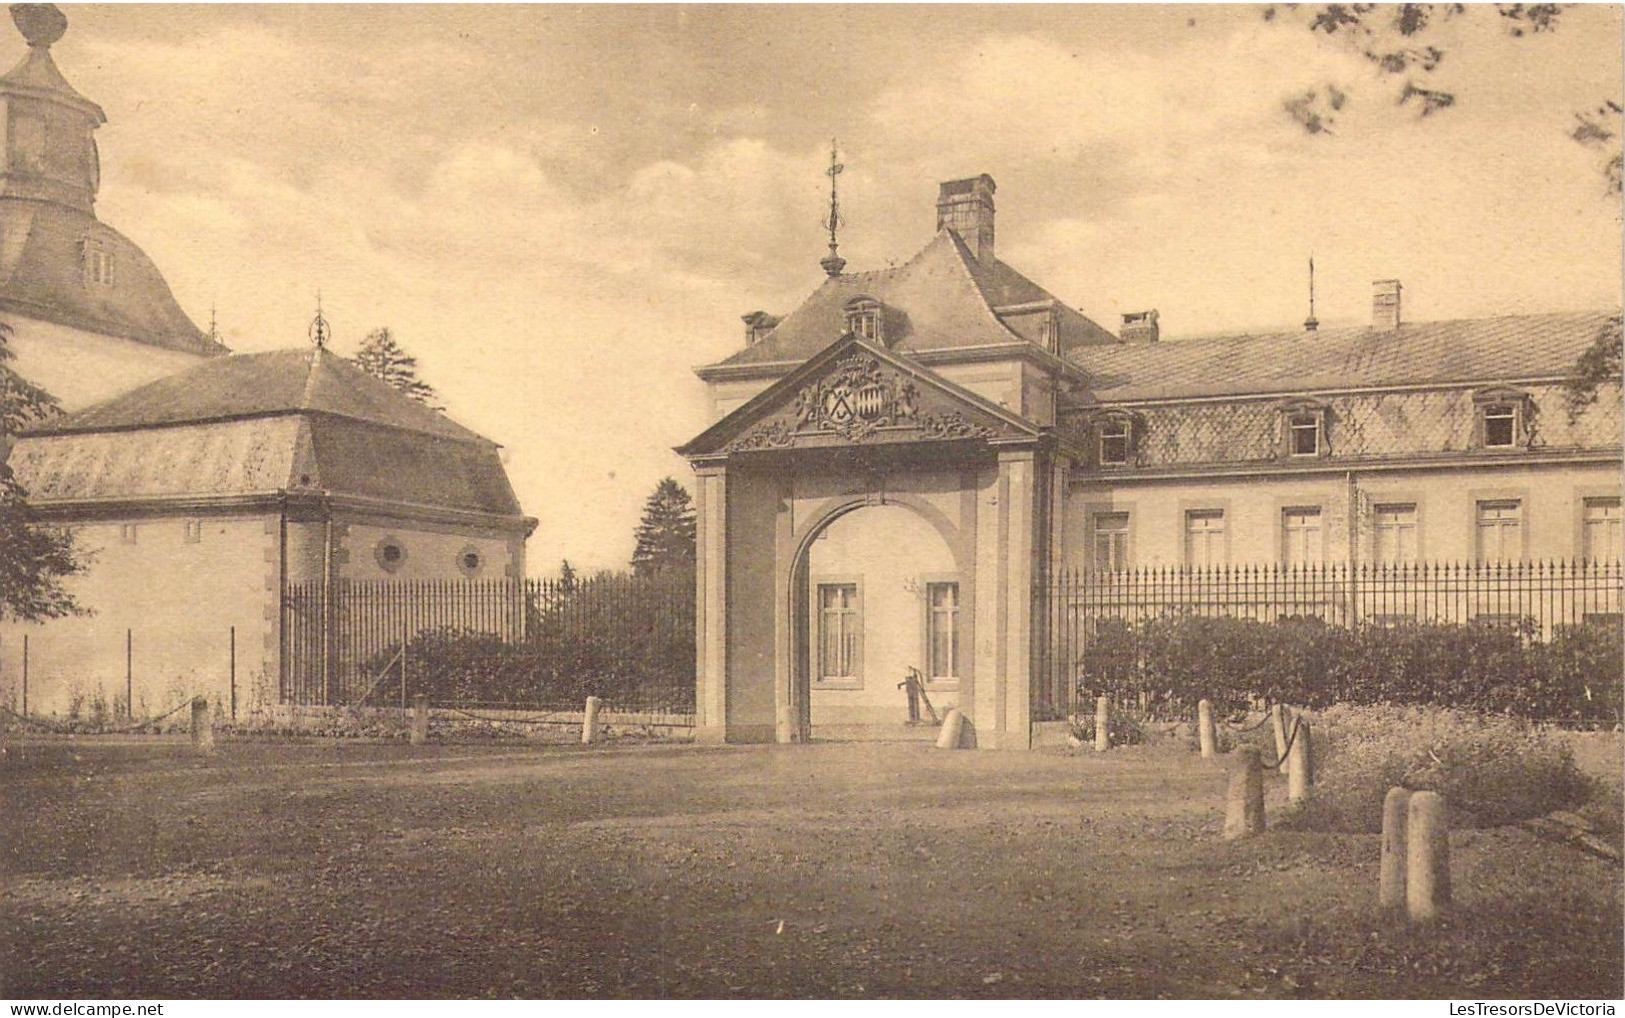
2,735,1619,999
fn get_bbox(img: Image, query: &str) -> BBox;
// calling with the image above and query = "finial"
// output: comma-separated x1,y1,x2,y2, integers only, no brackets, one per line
11,4,66,49
1303,255,1319,333
309,292,330,350
819,138,846,278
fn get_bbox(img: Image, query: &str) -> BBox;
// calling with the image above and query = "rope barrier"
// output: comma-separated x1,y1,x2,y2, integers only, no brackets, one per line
1258,715,1304,771
1,697,195,735
1224,711,1275,733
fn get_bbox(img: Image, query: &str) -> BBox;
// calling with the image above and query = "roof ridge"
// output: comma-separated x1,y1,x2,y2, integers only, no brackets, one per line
932,228,1023,344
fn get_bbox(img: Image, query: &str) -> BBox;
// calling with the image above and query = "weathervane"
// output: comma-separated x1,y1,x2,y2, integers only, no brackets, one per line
309,292,330,350
1304,256,1319,333
820,138,846,278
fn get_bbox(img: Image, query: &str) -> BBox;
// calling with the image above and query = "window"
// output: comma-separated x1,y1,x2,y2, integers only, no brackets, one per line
843,296,883,343
1583,498,1622,562
1373,503,1418,565
119,522,137,545
1288,414,1321,456
183,519,203,544
1476,500,1524,562
1282,507,1323,566
1474,388,1531,450
457,545,483,577
1184,509,1226,567
816,583,861,686
80,239,114,287
374,537,408,574
1483,404,1517,448
924,582,960,683
1099,419,1129,466
1092,512,1129,572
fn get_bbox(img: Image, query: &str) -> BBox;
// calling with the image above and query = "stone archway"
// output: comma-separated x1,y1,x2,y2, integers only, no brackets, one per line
784,495,969,742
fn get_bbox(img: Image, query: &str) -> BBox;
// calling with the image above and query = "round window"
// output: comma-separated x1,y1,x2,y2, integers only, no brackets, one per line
457,545,483,577
374,537,407,573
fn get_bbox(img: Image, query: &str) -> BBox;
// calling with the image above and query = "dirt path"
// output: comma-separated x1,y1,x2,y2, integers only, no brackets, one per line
1,737,1619,998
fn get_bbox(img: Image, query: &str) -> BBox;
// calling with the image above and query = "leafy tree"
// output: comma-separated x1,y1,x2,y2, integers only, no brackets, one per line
352,327,440,407
1564,314,1623,420
1266,4,1621,192
631,477,696,578
0,321,84,621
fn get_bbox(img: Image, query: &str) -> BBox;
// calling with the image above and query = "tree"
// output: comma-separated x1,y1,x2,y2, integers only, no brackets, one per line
1266,4,1621,193
1564,314,1623,420
352,327,440,407
558,558,578,592
0,321,84,621
631,477,696,578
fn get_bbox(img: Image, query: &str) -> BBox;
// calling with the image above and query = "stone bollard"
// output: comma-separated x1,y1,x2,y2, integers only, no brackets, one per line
190,696,214,756
1223,746,1265,839
581,695,601,745
1406,791,1451,922
1380,786,1411,909
935,708,965,750
1271,703,1290,761
1094,696,1111,753
1287,719,1314,803
410,695,429,746
1197,698,1216,758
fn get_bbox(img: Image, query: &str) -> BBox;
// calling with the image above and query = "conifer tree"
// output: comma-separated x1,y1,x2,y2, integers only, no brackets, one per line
631,478,696,578
353,327,440,408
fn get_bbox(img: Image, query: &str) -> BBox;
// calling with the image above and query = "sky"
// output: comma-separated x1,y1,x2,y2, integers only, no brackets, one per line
29,4,1623,572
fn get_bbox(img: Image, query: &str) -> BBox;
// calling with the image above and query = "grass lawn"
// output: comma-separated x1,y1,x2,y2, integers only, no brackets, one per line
1,734,1620,999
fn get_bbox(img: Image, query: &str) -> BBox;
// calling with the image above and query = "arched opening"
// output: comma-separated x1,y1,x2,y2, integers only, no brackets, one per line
792,502,962,741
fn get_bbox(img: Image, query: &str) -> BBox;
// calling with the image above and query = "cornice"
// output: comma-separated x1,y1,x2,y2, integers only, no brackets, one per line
1072,447,1624,485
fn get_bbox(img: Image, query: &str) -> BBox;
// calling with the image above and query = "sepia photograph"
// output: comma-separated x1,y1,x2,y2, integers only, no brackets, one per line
0,2,1620,1002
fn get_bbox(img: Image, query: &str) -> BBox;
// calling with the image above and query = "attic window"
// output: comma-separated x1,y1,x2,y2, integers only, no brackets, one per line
1094,411,1138,467
1275,398,1330,460
844,296,883,343
80,239,114,287
1473,387,1533,450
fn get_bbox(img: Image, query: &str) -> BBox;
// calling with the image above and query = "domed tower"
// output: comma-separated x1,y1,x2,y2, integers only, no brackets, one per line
0,4,224,412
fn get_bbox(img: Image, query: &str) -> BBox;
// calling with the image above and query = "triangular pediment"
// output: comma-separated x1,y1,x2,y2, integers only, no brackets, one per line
679,334,1042,458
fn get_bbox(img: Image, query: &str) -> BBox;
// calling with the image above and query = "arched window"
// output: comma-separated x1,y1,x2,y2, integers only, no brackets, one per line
1275,397,1331,459
1473,387,1533,450
843,295,884,344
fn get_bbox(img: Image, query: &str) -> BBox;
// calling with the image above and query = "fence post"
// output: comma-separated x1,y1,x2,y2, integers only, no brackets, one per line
1223,747,1265,839
20,633,27,716
190,696,214,755
936,708,965,749
1406,791,1451,921
1094,695,1110,752
125,629,133,719
229,626,237,721
1197,698,1216,758
581,695,601,744
400,617,409,710
1288,719,1314,803
410,694,428,746
1380,786,1411,909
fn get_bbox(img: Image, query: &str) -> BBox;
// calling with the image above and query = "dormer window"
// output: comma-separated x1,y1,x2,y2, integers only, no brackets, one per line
1275,398,1330,460
844,296,883,344
1473,387,1533,450
80,238,114,287
1093,410,1139,467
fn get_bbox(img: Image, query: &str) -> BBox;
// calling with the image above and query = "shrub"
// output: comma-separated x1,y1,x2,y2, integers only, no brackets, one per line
1279,704,1595,832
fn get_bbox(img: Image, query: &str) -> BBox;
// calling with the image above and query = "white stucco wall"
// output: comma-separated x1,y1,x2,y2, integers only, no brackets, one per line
7,314,211,411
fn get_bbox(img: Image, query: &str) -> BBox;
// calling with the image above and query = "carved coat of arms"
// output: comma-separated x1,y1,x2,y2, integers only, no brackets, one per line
796,355,918,442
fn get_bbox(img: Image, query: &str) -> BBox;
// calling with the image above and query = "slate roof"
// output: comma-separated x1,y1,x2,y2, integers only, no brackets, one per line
1071,310,1620,403
0,199,223,356
13,347,524,517
0,41,102,120
709,229,1118,370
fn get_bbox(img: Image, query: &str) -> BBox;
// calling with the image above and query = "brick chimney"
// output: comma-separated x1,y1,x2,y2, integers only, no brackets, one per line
936,175,996,263
1372,279,1402,330
741,311,780,346
1121,309,1159,343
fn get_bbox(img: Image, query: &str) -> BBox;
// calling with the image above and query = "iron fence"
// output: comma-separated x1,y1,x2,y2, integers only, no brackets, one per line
281,572,696,716
1037,559,1624,722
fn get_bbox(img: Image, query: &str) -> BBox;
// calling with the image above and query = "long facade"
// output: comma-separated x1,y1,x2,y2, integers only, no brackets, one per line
683,175,1623,749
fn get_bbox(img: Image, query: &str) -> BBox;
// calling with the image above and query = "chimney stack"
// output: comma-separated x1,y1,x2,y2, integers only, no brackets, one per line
936,175,996,263
1372,279,1402,330
1121,309,1159,343
741,311,780,346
